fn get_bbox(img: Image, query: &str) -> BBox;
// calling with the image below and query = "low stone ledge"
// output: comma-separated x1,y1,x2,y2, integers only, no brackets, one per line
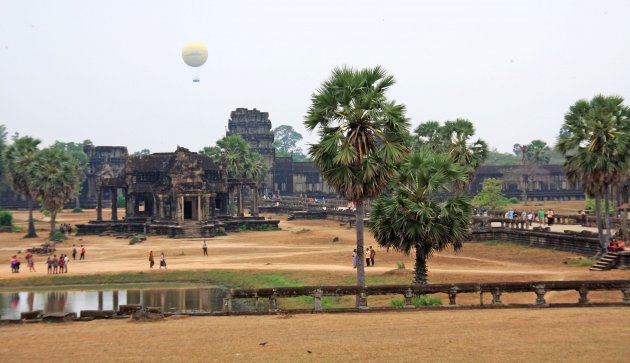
80,310,115,319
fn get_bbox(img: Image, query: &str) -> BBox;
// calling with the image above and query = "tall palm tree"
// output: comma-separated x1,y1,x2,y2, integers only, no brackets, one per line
369,149,471,284
527,140,551,165
30,148,80,237
442,119,488,192
305,66,409,288
3,136,41,237
557,95,630,253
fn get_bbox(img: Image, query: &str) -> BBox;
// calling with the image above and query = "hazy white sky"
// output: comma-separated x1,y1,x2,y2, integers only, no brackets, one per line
1,0,629,154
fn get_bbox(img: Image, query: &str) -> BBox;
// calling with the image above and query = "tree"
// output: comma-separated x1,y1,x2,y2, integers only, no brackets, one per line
412,121,442,150
3,136,41,237
369,149,471,284
0,125,8,191
472,178,507,210
527,140,551,165
51,140,92,209
305,65,409,290
30,148,80,236
132,149,151,156
556,95,630,253
273,125,303,152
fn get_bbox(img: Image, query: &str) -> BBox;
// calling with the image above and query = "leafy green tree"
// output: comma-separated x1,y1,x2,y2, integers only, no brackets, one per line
305,65,409,289
369,149,471,284
132,149,151,156
0,125,8,191
273,125,302,151
4,136,41,237
472,178,507,210
527,140,551,164
30,148,80,236
51,140,92,209
556,95,630,252
412,121,442,150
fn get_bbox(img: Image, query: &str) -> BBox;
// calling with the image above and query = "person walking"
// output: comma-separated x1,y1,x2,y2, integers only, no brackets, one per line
370,246,376,267
46,257,53,274
149,251,155,269
26,252,35,272
352,249,357,269
52,255,59,274
10,255,18,273
202,240,208,256
365,247,371,267
80,245,86,260
63,254,69,273
58,254,65,274
72,245,77,260
159,252,167,269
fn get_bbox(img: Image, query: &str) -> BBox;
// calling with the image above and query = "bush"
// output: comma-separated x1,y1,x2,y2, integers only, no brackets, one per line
72,207,83,213
0,210,13,227
396,261,406,269
117,195,126,208
129,236,139,245
507,197,519,204
52,230,68,241
391,294,443,308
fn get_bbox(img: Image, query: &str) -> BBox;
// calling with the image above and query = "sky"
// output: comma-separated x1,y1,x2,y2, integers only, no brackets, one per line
1,0,629,155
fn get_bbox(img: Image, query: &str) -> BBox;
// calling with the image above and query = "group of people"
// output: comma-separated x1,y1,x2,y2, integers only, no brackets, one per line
59,224,74,235
46,254,70,274
351,246,376,268
503,208,556,226
148,251,167,269
608,238,627,253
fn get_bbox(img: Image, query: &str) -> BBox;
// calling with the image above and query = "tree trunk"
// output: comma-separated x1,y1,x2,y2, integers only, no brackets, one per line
25,195,37,238
604,187,612,240
355,199,366,288
594,192,606,254
49,209,57,237
414,245,428,285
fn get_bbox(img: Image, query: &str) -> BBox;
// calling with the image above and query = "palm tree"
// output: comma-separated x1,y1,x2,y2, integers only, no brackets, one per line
305,66,409,288
3,136,41,237
369,149,471,284
30,148,80,237
441,119,488,192
557,95,630,253
527,140,551,165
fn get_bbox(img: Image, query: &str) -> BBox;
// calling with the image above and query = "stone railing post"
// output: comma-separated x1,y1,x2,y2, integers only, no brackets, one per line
269,289,279,313
313,289,323,311
358,289,368,310
223,291,233,313
448,287,458,306
622,285,630,304
534,284,548,306
404,288,414,308
578,286,589,304
491,287,503,305
253,292,259,311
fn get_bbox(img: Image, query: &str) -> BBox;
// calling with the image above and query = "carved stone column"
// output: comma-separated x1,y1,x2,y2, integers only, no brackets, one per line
110,188,118,221
96,184,103,222
238,185,244,217
197,194,202,222
251,185,259,217
126,194,135,218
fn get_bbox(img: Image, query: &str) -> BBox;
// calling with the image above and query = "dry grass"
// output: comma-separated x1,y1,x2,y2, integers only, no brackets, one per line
0,308,628,362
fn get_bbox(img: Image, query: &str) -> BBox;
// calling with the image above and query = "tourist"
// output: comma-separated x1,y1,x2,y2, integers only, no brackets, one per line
202,240,208,256
537,209,545,226
64,254,69,273
80,245,86,260
159,252,167,269
26,252,35,272
370,246,376,266
547,209,554,226
60,224,66,235
46,257,53,274
58,254,65,273
10,255,18,273
579,210,587,225
149,251,155,269
72,244,77,260
527,211,534,227
365,247,371,267
352,249,357,269
617,240,626,252
52,255,59,274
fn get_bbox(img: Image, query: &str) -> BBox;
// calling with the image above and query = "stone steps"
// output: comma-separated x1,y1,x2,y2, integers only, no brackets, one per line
589,252,619,271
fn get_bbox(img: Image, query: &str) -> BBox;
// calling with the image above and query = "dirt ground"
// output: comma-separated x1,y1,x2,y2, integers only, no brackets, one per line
1,207,629,361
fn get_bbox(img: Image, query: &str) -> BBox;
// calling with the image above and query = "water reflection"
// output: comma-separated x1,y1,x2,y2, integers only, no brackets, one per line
0,287,226,320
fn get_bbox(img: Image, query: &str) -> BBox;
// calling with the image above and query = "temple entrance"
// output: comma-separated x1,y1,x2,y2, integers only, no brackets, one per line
183,200,193,220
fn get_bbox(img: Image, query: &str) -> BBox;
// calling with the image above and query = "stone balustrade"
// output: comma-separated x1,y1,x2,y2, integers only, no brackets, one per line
223,280,630,314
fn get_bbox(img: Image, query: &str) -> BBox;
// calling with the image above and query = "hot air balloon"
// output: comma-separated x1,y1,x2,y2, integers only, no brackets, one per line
182,42,208,82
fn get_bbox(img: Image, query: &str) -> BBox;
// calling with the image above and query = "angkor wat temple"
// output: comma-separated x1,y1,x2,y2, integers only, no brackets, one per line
4,107,629,222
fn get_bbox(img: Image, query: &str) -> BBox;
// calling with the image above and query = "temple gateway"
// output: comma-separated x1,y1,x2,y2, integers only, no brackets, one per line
77,146,276,238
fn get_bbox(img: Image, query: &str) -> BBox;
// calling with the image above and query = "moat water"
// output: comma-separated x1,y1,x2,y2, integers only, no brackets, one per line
0,287,228,320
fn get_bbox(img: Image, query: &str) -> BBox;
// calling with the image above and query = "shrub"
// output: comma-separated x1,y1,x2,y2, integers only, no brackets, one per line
0,210,13,227
72,207,83,213
396,261,406,269
117,195,126,208
129,236,139,245
52,230,68,241
390,294,443,308
507,197,519,204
